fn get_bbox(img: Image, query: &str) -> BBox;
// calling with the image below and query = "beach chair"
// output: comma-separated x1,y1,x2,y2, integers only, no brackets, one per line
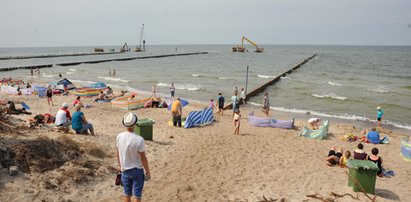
299,120,329,140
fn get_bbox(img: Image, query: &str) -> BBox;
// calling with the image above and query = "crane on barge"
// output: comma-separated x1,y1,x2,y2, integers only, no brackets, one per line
134,24,145,52
231,36,264,53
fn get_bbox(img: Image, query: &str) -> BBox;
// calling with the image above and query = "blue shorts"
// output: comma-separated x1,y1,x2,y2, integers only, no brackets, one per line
121,167,145,198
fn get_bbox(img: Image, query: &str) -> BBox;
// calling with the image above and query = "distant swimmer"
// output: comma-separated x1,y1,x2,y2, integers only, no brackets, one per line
108,69,112,77
59,73,62,78
30,68,34,76
113,69,116,77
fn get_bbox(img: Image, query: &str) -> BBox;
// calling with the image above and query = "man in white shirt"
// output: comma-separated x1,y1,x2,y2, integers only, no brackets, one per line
55,103,71,127
116,112,151,202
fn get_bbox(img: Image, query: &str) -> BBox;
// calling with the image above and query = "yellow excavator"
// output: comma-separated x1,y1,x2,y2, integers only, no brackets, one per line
231,36,264,53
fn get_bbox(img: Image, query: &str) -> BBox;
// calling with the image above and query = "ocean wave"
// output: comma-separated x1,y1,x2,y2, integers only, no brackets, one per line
248,102,411,131
66,71,75,74
42,73,54,78
157,82,201,91
69,68,77,72
328,81,343,86
70,79,96,84
281,76,291,79
365,86,390,93
192,74,203,77
97,76,130,83
312,93,347,101
257,74,275,79
156,82,169,87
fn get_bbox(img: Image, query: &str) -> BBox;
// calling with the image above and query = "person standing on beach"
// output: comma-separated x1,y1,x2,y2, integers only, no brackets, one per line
263,92,270,116
234,86,238,95
240,88,246,104
170,82,175,98
233,109,241,135
30,68,34,76
376,106,384,127
116,112,151,202
217,93,225,116
231,92,239,116
113,69,116,77
109,69,112,77
171,98,182,127
46,86,53,106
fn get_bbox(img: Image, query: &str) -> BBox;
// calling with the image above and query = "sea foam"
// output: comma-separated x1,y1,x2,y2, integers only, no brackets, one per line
312,93,347,101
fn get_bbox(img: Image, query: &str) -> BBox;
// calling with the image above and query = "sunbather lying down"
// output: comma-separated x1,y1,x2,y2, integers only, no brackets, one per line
3,101,32,115
326,146,343,166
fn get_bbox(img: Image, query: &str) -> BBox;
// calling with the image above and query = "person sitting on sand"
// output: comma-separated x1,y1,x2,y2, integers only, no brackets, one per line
339,151,351,167
4,101,32,115
93,91,108,102
233,109,241,135
366,127,386,144
71,104,95,135
353,143,368,160
104,86,113,95
326,146,343,166
73,96,83,107
367,147,383,177
55,103,72,128
128,94,135,101
307,118,321,130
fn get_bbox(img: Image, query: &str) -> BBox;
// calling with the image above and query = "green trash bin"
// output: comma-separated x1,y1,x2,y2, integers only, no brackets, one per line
346,159,379,194
135,118,155,141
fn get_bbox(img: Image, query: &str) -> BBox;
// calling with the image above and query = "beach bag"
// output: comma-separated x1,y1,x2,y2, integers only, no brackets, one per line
115,172,122,186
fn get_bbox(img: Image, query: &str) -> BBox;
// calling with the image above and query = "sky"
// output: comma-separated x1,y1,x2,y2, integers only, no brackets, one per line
0,0,410,47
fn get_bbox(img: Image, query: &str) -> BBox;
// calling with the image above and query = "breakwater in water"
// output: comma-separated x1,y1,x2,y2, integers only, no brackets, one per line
0,52,123,60
224,54,317,110
0,52,208,72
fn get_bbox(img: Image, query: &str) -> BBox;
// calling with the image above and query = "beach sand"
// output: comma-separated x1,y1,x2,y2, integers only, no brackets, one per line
0,90,410,202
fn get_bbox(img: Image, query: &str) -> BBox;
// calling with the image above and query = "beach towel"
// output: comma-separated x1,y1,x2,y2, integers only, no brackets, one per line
299,120,329,140
184,108,213,128
21,102,30,110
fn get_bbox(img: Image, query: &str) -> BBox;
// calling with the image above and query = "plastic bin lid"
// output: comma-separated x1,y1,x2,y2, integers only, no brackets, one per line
136,118,155,126
346,159,379,170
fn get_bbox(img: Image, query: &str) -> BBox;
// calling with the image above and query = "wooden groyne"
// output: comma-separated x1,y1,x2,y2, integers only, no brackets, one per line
0,52,208,72
224,54,317,110
0,52,123,60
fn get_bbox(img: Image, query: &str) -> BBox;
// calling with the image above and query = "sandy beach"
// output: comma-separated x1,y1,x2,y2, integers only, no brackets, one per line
1,89,410,202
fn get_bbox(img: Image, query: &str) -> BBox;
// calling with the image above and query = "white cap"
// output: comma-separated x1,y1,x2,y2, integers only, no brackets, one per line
377,106,381,110
122,112,138,127
62,103,69,108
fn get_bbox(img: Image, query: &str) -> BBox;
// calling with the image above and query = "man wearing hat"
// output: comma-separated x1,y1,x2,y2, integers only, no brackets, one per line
116,112,151,202
55,103,71,127
376,106,384,127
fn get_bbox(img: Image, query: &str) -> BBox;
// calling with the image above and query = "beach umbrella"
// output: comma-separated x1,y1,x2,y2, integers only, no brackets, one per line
168,99,189,110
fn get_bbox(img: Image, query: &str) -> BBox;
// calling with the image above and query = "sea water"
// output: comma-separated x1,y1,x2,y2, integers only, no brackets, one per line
1,45,410,131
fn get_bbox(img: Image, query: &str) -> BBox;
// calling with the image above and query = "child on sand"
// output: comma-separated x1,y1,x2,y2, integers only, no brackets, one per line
326,146,343,166
46,86,53,106
339,151,351,167
209,99,214,113
233,109,241,135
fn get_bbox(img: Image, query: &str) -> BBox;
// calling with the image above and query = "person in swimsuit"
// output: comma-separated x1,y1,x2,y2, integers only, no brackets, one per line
367,147,383,177
233,109,241,135
46,86,53,106
263,92,270,116
326,146,343,166
376,106,384,127
339,151,351,167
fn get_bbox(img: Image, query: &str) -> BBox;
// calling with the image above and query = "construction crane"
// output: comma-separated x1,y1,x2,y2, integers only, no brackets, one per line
120,42,130,52
134,24,145,52
231,36,264,53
